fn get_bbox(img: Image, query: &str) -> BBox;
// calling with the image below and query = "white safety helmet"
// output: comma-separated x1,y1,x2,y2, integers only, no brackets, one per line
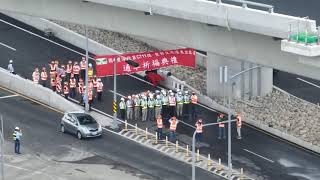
185,91,189,94
143,96,147,100
178,91,182,95
170,92,174,96
163,91,167,95
168,90,173,93
97,78,101,81
89,63,92,67
156,95,160,99
155,90,160,94
9,60,13,63
149,93,154,98
128,96,132,99
121,97,125,101
15,127,19,131
176,88,180,92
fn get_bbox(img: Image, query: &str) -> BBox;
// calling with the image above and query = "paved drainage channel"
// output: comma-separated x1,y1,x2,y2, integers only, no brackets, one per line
116,121,254,180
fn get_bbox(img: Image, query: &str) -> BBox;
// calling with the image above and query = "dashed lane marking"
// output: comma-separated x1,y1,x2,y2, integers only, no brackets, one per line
0,94,19,99
0,42,16,51
243,148,274,163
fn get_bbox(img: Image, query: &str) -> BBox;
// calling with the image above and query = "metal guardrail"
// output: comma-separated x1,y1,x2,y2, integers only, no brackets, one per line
216,0,274,13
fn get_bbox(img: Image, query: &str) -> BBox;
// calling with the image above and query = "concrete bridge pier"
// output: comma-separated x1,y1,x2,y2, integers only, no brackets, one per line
206,53,273,100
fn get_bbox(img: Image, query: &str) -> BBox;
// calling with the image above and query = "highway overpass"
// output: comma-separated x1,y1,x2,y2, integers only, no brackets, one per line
1,0,319,99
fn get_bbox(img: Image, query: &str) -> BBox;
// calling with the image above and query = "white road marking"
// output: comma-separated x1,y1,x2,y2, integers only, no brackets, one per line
5,163,57,180
0,18,218,114
0,19,89,59
109,90,125,97
243,148,274,163
0,94,19,99
0,42,16,51
297,77,320,89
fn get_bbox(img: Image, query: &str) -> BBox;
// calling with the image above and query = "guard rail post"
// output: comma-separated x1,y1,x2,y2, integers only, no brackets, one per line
196,149,200,161
145,127,148,139
186,145,189,157
124,120,128,131
165,136,168,147
135,123,138,135
207,154,212,169
175,141,179,153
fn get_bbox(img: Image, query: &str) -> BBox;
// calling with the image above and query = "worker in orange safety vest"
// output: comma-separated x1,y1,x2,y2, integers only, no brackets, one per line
66,60,73,81
236,113,242,139
156,115,163,140
80,57,86,80
88,89,93,110
190,92,198,120
195,119,203,143
40,67,48,87
69,76,77,98
56,78,62,94
217,113,226,139
63,82,69,99
72,61,80,82
96,78,103,101
49,60,56,79
169,116,179,142
32,68,40,84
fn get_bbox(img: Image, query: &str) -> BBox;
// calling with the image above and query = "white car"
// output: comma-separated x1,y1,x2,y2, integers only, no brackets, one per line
60,111,102,139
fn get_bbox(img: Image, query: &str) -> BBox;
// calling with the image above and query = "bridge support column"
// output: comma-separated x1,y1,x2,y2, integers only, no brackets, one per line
206,53,272,99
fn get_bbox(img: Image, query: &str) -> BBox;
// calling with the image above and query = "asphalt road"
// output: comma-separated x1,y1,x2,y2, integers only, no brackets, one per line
1,13,320,180
0,87,219,180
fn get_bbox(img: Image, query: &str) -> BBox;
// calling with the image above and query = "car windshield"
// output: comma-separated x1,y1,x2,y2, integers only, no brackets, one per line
74,113,96,125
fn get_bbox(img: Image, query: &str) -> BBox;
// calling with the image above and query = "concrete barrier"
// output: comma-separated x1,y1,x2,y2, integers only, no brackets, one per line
0,67,80,112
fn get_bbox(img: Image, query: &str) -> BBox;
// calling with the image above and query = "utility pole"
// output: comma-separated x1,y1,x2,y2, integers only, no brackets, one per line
0,116,4,180
84,26,89,111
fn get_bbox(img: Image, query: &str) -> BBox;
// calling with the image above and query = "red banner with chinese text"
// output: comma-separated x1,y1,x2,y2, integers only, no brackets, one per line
95,48,196,77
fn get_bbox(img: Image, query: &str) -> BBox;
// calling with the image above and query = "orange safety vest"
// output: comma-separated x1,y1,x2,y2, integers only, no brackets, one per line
63,85,69,94
89,82,94,91
32,71,40,84
88,90,93,100
156,118,163,128
170,120,177,131
195,123,203,133
49,63,56,71
80,60,86,70
169,96,176,106
40,71,48,81
237,115,242,128
73,65,80,74
191,95,198,104
97,82,103,92
69,79,76,88
66,64,72,74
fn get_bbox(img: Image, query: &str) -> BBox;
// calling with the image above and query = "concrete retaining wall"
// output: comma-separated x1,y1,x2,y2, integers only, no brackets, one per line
0,68,80,112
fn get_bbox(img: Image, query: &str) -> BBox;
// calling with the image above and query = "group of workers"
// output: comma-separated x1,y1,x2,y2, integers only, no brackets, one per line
119,89,198,123
31,57,104,108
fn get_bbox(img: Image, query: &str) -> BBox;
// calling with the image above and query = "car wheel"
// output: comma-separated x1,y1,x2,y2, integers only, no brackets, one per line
61,125,65,133
77,131,82,140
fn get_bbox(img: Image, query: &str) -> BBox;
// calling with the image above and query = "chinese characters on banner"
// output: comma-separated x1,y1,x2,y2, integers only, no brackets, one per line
95,48,196,77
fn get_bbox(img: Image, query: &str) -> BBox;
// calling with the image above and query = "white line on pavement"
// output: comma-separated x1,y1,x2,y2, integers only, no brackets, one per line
297,77,320,89
0,19,88,59
243,148,274,163
0,42,16,51
0,94,19,99
109,90,125,98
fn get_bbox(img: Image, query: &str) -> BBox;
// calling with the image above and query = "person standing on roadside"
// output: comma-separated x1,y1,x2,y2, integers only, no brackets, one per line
195,119,203,144
13,127,22,154
156,115,163,140
40,67,48,87
169,116,179,142
7,60,15,74
236,113,242,139
32,68,40,84
217,113,226,139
